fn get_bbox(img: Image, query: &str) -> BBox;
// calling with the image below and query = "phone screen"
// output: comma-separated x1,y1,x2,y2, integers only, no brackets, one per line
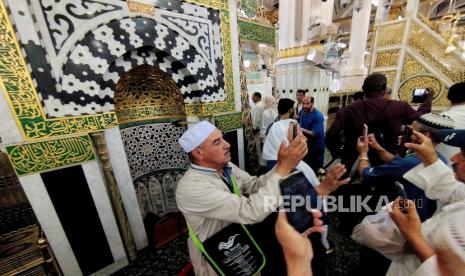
291,122,298,140
280,172,314,234
411,88,429,103
414,88,427,96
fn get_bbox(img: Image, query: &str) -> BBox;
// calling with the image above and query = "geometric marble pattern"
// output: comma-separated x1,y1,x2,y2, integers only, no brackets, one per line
55,16,224,116
39,0,123,55
119,123,189,181
29,0,225,118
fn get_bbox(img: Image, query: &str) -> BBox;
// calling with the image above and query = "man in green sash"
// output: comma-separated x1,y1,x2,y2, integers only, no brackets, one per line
176,120,308,275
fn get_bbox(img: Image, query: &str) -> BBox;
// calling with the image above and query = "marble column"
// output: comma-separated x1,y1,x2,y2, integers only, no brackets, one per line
374,0,392,24
90,132,137,260
340,0,373,90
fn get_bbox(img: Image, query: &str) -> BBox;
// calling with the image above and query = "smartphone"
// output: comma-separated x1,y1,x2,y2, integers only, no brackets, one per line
280,172,314,234
397,125,413,157
394,181,408,212
363,124,368,141
411,88,429,103
290,121,298,140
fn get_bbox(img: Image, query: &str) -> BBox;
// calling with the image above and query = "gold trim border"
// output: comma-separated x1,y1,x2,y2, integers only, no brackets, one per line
277,44,323,59
5,134,96,176
214,112,243,132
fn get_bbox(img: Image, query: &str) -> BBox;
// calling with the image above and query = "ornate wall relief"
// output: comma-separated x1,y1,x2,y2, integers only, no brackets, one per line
135,170,184,218
399,75,444,104
238,18,275,45
119,123,189,181
408,22,465,84
5,135,95,176
371,16,464,106
115,64,186,125
374,49,400,68
120,122,189,218
377,22,405,48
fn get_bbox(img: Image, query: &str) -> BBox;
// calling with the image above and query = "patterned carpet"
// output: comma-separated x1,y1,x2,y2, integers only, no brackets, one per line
113,151,365,275
113,236,190,276
112,213,362,276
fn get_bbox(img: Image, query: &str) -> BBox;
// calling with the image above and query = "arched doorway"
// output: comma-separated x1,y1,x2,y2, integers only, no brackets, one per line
114,64,190,247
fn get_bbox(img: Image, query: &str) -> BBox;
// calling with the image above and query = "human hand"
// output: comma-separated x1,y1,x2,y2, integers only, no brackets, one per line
316,164,350,195
356,136,369,155
404,130,438,166
425,88,434,101
276,126,308,176
276,210,324,265
367,134,382,151
389,197,422,242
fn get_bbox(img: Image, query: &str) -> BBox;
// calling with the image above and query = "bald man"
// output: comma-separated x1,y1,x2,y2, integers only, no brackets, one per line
299,96,325,171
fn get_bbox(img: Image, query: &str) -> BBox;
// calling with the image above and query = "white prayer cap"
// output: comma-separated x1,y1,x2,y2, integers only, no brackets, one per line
178,121,216,153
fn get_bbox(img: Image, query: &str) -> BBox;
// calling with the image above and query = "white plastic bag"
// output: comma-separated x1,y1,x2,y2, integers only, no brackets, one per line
351,206,407,260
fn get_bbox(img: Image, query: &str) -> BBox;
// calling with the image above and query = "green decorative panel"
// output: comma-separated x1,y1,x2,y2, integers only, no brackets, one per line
214,112,243,132
241,0,258,18
5,135,95,176
238,19,275,45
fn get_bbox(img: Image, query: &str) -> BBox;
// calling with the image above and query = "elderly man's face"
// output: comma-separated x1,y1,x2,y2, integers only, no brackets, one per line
451,150,465,183
196,129,231,168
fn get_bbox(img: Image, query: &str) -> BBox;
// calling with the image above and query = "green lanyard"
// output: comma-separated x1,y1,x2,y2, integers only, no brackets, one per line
187,174,266,275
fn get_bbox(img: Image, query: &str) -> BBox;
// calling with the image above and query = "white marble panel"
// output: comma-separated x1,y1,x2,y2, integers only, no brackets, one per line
18,174,82,276
236,128,245,169
105,127,148,250
82,161,126,261
5,0,41,45
229,0,242,111
0,88,24,145
90,257,128,276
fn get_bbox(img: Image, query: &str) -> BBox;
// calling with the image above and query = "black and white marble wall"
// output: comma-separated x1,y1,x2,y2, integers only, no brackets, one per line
7,0,225,117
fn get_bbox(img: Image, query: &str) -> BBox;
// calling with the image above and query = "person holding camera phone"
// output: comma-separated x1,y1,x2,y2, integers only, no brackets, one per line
437,82,465,164
176,120,308,276
381,129,465,275
356,113,453,221
262,119,350,275
355,113,453,275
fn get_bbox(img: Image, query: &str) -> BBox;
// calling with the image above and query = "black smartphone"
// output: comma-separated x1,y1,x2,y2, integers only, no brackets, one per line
290,121,298,140
411,88,429,103
280,172,314,234
397,125,413,157
395,181,408,212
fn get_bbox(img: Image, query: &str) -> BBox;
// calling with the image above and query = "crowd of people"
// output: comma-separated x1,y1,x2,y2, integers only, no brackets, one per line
175,73,465,275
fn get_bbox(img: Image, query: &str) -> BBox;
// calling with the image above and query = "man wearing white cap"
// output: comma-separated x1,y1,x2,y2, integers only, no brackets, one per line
176,120,307,276
380,129,465,275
